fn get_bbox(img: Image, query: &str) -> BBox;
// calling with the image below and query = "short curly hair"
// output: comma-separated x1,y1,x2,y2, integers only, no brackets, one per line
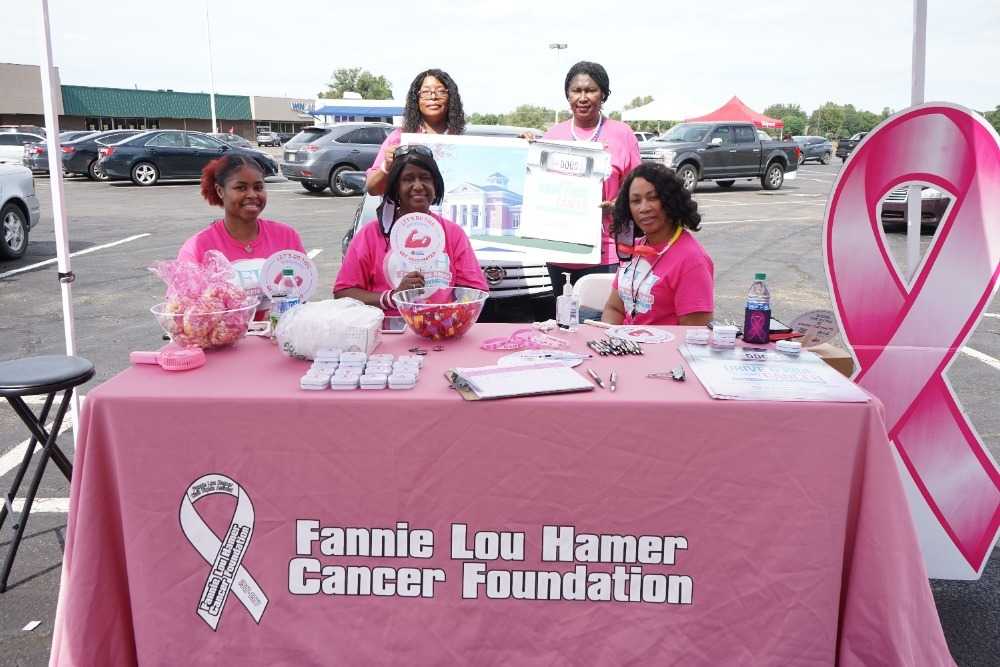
564,61,610,102
376,150,446,234
612,163,702,238
402,69,466,135
200,154,264,207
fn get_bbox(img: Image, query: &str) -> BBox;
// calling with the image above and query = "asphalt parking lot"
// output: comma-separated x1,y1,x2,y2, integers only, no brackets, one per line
1,160,998,665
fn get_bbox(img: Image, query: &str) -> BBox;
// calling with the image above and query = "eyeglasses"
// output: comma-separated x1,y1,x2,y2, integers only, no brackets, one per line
394,144,434,159
418,89,449,100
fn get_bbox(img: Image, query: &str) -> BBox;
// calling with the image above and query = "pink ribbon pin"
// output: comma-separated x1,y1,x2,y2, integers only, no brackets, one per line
825,104,1000,574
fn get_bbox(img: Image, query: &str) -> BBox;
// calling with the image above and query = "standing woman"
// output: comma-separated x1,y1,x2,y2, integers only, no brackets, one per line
365,69,466,196
543,61,641,301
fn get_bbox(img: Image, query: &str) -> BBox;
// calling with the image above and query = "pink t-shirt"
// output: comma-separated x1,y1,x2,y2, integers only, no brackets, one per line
543,117,641,265
177,218,305,264
611,230,714,325
333,212,488,315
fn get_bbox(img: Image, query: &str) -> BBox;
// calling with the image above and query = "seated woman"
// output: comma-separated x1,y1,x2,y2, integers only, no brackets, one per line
334,146,487,313
602,163,714,326
179,154,305,264
365,68,466,196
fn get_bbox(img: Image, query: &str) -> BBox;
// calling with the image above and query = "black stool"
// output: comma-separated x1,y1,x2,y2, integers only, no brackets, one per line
0,355,94,592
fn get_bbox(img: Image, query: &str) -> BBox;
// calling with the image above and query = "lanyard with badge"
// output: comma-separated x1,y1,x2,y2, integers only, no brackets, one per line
623,226,684,318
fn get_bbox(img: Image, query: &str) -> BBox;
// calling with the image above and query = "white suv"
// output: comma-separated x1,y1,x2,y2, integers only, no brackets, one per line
1,164,41,259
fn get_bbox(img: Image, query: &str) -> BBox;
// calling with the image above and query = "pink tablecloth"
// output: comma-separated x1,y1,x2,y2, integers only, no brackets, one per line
51,325,953,666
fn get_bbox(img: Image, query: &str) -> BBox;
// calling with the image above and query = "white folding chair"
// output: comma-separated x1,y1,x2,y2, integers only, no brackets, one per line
572,273,615,312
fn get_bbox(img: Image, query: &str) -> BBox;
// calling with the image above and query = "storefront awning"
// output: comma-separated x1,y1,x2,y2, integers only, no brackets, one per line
313,105,404,116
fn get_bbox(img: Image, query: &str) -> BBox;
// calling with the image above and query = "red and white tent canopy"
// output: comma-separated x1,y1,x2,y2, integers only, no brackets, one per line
685,96,784,129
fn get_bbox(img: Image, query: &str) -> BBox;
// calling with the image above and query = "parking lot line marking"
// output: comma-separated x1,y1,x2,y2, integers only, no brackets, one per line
0,418,74,479
307,248,323,259
11,498,70,513
983,313,1000,319
0,234,151,280
961,346,1000,372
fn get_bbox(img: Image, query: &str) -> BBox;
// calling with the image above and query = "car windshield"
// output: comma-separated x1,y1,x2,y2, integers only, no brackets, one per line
287,128,330,145
656,124,712,142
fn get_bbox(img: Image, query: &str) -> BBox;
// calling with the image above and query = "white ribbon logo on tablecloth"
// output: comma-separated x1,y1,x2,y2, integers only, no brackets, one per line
179,474,269,630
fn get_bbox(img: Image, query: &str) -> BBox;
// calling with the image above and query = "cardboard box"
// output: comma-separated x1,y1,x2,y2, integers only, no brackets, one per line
809,343,854,378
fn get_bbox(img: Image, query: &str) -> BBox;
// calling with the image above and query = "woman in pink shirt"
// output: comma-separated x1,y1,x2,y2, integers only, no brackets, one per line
542,61,641,304
365,69,466,196
602,163,715,326
178,154,305,265
335,147,487,315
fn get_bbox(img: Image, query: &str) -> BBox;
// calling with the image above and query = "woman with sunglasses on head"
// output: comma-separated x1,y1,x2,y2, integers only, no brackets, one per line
365,69,466,196
601,163,714,326
335,146,487,313
542,61,641,302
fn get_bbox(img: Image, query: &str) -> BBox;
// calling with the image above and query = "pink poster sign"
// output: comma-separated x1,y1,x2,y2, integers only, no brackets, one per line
824,103,1000,579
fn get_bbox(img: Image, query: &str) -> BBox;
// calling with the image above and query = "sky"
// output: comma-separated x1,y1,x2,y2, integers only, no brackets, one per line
4,0,1000,117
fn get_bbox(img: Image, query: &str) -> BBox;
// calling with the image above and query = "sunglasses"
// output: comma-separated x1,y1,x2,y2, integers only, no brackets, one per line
394,144,434,160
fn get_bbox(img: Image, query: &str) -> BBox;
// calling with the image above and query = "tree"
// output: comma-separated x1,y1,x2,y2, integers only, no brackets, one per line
501,105,562,130
764,103,807,136
467,113,504,126
319,68,393,99
809,102,847,138
983,106,1000,134
624,95,654,111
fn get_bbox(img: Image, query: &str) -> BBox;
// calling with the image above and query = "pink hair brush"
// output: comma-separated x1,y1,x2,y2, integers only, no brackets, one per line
130,343,206,371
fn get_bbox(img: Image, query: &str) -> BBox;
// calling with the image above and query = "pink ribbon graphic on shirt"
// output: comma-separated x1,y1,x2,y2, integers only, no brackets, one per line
825,104,1000,573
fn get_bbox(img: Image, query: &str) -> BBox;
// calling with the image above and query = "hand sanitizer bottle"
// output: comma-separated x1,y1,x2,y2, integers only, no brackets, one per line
556,273,580,331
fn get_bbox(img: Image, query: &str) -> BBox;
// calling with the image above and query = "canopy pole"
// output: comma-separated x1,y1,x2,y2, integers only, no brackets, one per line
37,0,81,441
907,0,927,279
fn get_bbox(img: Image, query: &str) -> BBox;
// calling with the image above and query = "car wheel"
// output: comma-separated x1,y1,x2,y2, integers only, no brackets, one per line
820,152,831,165
131,161,159,186
330,165,360,196
798,152,806,165
762,162,784,190
0,202,29,260
716,180,735,188
87,159,108,181
841,157,847,163
676,164,698,193
302,182,327,193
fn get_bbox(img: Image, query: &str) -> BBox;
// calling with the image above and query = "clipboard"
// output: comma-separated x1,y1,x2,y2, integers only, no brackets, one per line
445,362,594,401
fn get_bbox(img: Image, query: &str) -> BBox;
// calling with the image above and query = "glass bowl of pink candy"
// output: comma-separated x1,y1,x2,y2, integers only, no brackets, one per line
392,287,488,340
151,298,258,349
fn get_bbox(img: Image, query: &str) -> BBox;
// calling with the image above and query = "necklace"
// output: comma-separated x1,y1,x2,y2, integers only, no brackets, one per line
627,226,683,318
570,115,604,142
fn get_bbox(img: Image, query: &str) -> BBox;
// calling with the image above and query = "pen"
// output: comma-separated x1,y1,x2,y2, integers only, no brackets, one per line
587,368,605,389
609,370,617,392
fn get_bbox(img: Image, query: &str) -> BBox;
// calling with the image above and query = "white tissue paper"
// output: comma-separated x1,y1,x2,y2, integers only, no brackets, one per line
275,298,383,359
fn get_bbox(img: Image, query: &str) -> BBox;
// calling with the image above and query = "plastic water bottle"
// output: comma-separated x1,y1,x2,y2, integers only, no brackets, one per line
742,273,771,344
270,267,301,334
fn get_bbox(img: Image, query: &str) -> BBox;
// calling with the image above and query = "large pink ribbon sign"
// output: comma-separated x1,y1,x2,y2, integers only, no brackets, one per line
825,104,1000,578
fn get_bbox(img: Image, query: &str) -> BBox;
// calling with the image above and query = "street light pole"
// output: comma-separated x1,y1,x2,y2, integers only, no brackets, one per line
549,43,567,125
906,0,927,280
205,0,218,133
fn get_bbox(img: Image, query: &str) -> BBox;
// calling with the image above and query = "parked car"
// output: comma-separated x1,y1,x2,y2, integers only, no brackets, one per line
792,135,833,164
98,130,278,186
281,123,394,196
256,131,282,147
880,185,949,234
0,125,46,136
0,164,41,259
276,131,296,144
339,124,554,322
633,131,657,143
639,122,800,191
836,132,867,162
0,131,46,165
22,130,140,178
210,133,255,149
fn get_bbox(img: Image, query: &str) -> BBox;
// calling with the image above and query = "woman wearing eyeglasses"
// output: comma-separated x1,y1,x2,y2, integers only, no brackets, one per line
542,61,641,302
335,146,487,314
365,69,466,196
601,163,714,326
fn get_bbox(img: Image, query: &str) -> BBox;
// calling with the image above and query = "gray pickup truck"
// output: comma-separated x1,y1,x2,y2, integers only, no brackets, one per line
639,122,800,191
